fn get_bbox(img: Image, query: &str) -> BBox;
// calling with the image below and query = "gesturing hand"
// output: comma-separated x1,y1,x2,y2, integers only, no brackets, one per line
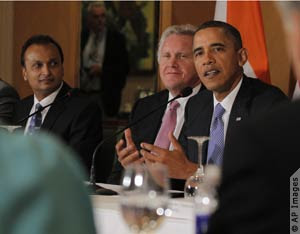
115,128,144,168
140,132,197,179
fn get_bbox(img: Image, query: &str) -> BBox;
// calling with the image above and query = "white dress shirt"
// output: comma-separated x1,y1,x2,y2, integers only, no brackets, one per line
212,77,243,143
24,82,63,135
165,83,202,150
81,29,107,92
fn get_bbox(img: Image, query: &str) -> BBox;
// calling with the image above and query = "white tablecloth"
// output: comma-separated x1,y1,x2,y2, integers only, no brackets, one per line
91,183,195,234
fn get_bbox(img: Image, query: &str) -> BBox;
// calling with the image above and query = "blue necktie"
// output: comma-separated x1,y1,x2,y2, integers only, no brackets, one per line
28,103,43,135
207,103,225,165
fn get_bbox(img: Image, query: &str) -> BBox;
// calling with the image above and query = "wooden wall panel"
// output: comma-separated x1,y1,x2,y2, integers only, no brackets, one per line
172,1,215,26
261,1,290,95
13,1,81,98
0,2,13,85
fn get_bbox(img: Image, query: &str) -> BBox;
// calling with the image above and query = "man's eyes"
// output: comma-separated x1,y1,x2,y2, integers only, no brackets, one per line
178,54,187,59
32,63,43,69
32,61,58,69
194,51,203,57
214,47,224,52
50,61,58,67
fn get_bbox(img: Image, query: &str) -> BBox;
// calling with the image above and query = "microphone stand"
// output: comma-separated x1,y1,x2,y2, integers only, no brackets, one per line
87,88,192,195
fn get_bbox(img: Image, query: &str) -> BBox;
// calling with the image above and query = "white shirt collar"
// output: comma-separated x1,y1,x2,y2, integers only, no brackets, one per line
24,82,63,135
166,83,202,150
212,77,243,113
168,83,202,106
33,82,64,108
211,77,243,142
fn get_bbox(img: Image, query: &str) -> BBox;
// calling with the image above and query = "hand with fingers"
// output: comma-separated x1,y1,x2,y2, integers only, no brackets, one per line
140,132,197,180
115,128,144,168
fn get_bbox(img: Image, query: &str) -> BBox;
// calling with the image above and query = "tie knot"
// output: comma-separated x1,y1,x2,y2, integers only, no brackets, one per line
35,103,43,111
169,100,180,111
214,103,225,119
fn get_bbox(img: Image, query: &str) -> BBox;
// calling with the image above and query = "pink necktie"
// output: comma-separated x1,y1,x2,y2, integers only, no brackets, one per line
154,100,180,149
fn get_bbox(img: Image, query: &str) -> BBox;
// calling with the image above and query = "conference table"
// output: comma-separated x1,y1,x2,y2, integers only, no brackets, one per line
91,183,195,234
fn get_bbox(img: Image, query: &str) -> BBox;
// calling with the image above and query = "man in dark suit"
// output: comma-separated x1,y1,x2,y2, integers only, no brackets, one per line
183,75,287,164
207,3,300,233
13,34,103,174
0,79,19,124
80,2,129,117
108,24,202,187
140,21,287,185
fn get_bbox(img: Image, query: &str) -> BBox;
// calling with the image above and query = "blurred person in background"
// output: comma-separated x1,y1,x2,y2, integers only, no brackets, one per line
0,131,96,234
0,78,19,124
80,1,129,117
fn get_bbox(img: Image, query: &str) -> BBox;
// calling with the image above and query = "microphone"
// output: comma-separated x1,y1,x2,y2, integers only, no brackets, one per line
16,88,78,125
88,86,193,195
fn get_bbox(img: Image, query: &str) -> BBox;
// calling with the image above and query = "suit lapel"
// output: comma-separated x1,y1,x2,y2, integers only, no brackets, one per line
226,77,252,139
42,83,70,130
18,98,34,127
185,91,213,136
181,90,213,163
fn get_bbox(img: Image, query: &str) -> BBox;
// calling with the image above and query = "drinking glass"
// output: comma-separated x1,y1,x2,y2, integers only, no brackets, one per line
184,136,209,198
120,163,170,234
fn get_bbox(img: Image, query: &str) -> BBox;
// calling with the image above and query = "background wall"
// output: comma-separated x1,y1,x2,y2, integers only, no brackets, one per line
0,2,13,85
1,1,81,98
0,1,292,101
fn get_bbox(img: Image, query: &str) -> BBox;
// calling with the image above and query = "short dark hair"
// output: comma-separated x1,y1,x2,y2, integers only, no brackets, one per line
21,34,64,67
195,20,243,49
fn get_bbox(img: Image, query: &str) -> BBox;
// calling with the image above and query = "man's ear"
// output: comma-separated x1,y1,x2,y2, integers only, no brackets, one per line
22,68,27,81
238,48,248,67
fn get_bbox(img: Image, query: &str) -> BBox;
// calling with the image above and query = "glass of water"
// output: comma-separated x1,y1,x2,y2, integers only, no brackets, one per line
120,163,170,234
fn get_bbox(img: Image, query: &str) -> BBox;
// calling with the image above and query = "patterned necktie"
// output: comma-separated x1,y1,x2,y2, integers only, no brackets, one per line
207,103,225,165
154,100,180,149
28,103,43,135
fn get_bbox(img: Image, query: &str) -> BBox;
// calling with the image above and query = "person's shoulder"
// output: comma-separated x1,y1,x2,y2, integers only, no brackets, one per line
68,91,100,111
0,131,96,233
136,89,168,105
130,90,168,116
55,84,100,115
244,76,285,94
107,28,126,40
188,88,212,106
18,95,33,105
0,80,19,98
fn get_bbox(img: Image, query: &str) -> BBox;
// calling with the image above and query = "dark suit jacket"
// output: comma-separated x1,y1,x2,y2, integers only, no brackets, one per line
13,82,103,175
207,100,300,234
181,76,288,165
108,87,205,190
107,89,169,184
0,79,19,124
81,28,130,117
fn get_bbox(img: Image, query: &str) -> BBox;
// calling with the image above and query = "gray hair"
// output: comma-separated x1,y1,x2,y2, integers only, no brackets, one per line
87,1,106,13
157,24,197,63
